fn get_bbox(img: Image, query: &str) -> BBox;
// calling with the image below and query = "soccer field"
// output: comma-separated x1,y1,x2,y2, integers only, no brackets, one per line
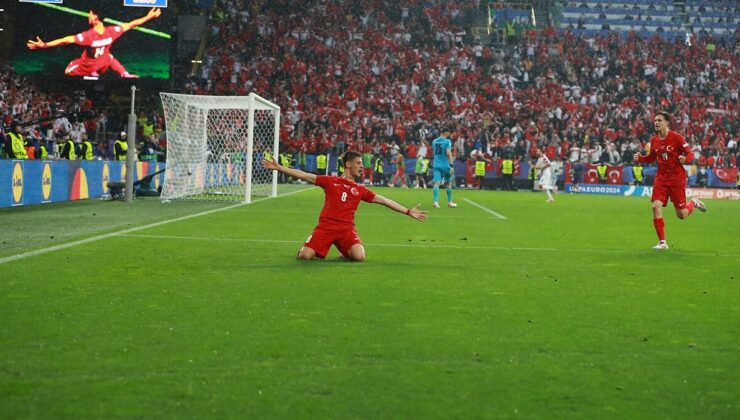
1,189,738,418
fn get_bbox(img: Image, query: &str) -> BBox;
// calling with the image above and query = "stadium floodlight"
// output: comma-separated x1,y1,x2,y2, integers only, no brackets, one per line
159,92,280,203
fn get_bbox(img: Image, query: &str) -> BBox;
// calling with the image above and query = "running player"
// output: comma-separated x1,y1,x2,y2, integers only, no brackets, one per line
634,111,707,250
535,149,556,203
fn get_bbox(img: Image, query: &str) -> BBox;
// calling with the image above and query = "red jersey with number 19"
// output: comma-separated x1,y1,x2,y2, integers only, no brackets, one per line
315,175,376,227
638,130,693,184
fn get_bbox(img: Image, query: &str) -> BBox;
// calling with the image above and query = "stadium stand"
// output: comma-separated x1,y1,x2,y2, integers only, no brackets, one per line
182,0,735,179
2,0,737,189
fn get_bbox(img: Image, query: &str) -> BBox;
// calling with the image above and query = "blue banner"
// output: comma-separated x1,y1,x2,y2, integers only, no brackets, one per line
0,160,165,208
124,0,168,7
565,184,658,197
564,184,624,195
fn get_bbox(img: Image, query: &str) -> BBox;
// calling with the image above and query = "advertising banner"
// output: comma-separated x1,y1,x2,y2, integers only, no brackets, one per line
0,160,165,208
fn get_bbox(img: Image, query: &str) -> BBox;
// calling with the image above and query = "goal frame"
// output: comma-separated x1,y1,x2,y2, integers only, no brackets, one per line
159,92,281,203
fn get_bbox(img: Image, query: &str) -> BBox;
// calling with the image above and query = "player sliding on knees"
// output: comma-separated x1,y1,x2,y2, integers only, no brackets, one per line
633,111,707,251
262,150,427,262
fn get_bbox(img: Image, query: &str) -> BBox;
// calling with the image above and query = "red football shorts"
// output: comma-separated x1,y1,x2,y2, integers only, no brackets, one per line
65,56,112,76
651,182,687,209
303,224,362,258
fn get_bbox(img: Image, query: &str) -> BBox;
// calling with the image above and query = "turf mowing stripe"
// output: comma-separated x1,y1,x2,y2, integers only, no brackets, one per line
230,209,472,218
117,233,740,257
463,198,507,219
118,233,558,252
0,188,315,265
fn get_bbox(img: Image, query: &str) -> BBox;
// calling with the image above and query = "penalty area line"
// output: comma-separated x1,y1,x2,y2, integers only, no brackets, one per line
0,187,316,266
463,198,507,220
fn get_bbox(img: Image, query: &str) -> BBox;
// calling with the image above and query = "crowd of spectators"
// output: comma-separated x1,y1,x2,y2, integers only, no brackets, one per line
186,0,737,172
3,0,738,178
0,65,166,161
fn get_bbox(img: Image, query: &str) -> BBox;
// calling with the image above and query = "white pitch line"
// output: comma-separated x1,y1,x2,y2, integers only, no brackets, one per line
463,198,507,219
0,187,315,265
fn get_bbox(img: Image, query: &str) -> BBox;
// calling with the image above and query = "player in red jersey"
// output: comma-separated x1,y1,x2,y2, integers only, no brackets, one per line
26,8,161,78
634,111,707,250
262,150,427,261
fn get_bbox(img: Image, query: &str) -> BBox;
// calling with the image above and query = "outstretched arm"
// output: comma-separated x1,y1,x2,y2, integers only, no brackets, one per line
372,195,427,221
27,35,76,50
121,7,161,32
262,157,317,184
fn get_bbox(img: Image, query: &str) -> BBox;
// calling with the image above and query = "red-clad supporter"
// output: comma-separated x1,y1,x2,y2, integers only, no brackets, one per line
179,0,735,174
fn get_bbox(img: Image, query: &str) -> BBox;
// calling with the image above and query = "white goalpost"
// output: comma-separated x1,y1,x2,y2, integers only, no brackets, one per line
159,92,280,203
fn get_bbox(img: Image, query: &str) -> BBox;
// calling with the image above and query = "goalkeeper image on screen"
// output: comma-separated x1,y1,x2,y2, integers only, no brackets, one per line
26,7,162,78
262,150,428,262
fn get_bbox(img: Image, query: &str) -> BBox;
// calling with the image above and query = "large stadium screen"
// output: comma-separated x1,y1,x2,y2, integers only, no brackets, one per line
13,0,172,80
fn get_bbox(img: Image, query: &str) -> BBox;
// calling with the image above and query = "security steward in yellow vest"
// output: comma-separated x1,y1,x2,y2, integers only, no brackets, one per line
79,136,94,160
60,136,76,160
501,158,514,191
474,157,486,190
37,142,48,160
114,132,128,161
632,164,643,185
278,152,293,183
6,122,28,159
316,153,327,174
597,161,608,183
373,155,385,186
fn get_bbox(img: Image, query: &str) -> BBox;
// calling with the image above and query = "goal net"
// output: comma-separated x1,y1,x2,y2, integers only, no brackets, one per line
159,92,280,203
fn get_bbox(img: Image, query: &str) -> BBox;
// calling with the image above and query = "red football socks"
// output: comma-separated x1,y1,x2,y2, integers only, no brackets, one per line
686,200,695,214
653,218,665,241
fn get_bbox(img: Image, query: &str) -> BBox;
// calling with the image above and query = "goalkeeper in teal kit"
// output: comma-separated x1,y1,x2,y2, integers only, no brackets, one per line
431,126,457,208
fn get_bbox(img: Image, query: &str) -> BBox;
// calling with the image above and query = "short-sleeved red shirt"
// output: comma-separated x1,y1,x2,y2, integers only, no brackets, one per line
74,25,125,67
315,175,376,227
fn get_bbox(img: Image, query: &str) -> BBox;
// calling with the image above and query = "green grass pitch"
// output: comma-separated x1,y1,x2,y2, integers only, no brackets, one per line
1,188,738,418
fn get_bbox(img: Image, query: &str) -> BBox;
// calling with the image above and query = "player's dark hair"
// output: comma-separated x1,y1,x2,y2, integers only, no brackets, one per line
656,111,671,122
340,150,362,168
89,9,106,23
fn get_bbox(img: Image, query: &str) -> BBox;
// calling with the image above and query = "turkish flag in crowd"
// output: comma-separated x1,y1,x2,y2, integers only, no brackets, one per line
607,165,623,185
713,168,738,184
584,164,600,184
583,164,623,184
